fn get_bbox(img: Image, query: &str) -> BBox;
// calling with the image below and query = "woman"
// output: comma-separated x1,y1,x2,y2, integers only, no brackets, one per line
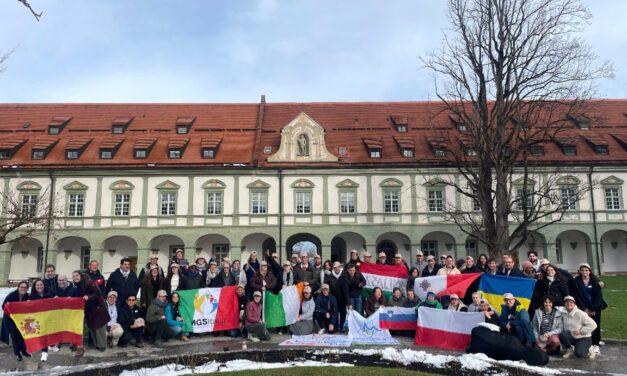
165,292,189,342
532,295,563,354
289,286,315,335
348,250,361,268
447,294,467,312
1,281,30,361
73,270,110,356
172,249,189,270
243,251,260,297
477,254,489,272
140,265,164,310
231,259,242,286
573,263,606,351
28,279,50,361
163,263,182,295
245,291,271,341
407,267,419,291
364,287,387,317
388,287,405,307
538,264,569,306
418,291,443,310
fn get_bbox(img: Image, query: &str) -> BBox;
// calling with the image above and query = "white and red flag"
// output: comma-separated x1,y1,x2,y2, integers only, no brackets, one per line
415,307,484,350
412,273,481,301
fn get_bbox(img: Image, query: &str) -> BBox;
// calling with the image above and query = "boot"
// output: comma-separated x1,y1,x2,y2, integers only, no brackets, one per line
180,335,189,342
75,347,85,357
41,352,48,362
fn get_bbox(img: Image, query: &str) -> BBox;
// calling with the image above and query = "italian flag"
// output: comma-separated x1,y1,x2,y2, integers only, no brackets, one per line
412,273,482,301
4,297,85,354
359,263,408,298
263,283,305,328
179,286,240,333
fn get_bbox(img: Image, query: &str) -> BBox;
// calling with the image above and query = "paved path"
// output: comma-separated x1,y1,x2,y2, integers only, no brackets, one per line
0,334,624,375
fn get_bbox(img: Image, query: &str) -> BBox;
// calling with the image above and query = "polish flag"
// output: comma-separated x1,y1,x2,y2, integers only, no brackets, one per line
412,273,481,301
415,307,484,350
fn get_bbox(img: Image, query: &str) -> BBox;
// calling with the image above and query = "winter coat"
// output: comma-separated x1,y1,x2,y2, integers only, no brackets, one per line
437,267,461,276
294,266,321,292
539,276,569,306
245,300,263,325
573,276,607,312
388,295,405,307
180,271,204,290
364,294,387,317
43,277,58,297
105,269,140,306
532,307,563,339
165,303,183,328
402,297,420,308
85,269,107,295
300,298,315,321
462,265,481,274
338,271,366,302
499,300,535,345
323,272,340,297
118,304,144,331
1,290,29,346
209,270,236,288
77,279,111,329
497,267,525,278
560,305,597,339
249,272,277,293
421,264,441,277
56,284,79,297
418,299,442,310
138,263,165,281
163,274,181,296
145,301,167,325
140,277,163,309
314,294,338,323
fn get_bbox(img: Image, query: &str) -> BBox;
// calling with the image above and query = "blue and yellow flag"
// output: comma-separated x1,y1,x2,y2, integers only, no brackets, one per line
477,274,535,315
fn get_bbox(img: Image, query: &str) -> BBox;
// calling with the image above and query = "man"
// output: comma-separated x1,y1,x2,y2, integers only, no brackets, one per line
338,263,366,323
230,284,249,338
376,252,387,265
294,256,320,292
314,284,338,334
499,293,535,347
324,261,342,297
312,254,324,276
85,260,106,295
527,251,541,272
105,291,124,347
439,255,447,268
43,264,58,296
462,256,481,273
362,252,372,264
560,295,598,359
145,290,174,347
498,256,524,278
297,252,310,270
402,289,420,308
437,255,461,275
412,250,427,276
118,295,145,347
245,291,271,342
138,254,165,281
421,255,441,277
56,274,78,297
291,253,300,268
181,263,204,290
250,261,278,293
106,258,140,307
485,258,499,275
393,253,409,272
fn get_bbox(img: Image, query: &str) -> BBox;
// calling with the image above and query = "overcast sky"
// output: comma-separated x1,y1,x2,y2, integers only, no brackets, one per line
0,0,625,103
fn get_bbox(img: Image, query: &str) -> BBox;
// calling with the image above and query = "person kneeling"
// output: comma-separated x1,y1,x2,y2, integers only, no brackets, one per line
314,284,338,334
105,291,124,347
289,286,315,335
118,295,145,348
244,291,270,342
499,293,535,347
559,295,597,359
532,295,562,354
165,292,189,342
145,290,175,347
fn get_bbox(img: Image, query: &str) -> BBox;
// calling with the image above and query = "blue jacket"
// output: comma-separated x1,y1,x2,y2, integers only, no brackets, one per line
165,303,183,327
314,294,338,323
499,300,536,346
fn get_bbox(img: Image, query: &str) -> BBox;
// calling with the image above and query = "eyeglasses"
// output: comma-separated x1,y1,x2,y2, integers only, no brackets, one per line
127,298,136,301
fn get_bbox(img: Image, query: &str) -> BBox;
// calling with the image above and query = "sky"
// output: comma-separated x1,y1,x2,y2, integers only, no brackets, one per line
0,0,625,103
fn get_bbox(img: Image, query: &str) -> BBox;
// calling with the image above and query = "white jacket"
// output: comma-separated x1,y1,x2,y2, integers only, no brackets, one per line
559,306,597,339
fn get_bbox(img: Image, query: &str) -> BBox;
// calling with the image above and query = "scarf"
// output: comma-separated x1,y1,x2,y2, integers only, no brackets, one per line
153,298,167,309
120,269,131,278
547,276,555,283
332,270,342,279
282,270,293,286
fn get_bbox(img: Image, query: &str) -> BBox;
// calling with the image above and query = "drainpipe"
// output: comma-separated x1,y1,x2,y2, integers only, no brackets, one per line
587,166,601,275
278,168,283,261
43,170,55,269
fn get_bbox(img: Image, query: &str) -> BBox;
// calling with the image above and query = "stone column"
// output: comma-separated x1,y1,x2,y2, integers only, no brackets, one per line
0,243,12,286
90,248,104,267
321,244,332,263
137,247,151,269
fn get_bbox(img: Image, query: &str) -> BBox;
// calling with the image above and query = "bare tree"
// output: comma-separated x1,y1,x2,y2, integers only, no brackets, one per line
422,0,613,259
17,0,42,21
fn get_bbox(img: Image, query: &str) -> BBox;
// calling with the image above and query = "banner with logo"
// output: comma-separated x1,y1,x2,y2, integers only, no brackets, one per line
179,286,240,333
347,309,399,345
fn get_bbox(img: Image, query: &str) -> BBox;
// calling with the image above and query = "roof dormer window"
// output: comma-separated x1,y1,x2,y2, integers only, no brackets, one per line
0,138,27,160
200,138,221,159
434,148,447,157
402,148,414,158
176,126,189,134
0,150,9,159
426,136,448,157
65,138,92,160
112,126,125,134
48,126,60,135
369,149,381,158
569,114,591,130
135,149,147,159
176,117,196,134
48,116,72,135
391,115,408,133
67,150,79,159
563,146,577,156
396,124,407,133
100,150,113,159
112,117,133,134
530,145,545,156
32,150,45,160
595,145,608,155
363,137,383,159
202,148,216,159
169,149,182,159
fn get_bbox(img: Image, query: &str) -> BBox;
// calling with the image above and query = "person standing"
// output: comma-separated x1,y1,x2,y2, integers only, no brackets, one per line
85,260,106,295
338,263,366,321
411,250,427,276
437,255,461,275
42,264,58,297
138,254,165,281
163,263,182,295
29,279,51,362
140,265,164,310
73,271,110,356
497,256,524,278
573,263,606,353
106,258,140,307
1,281,30,361
421,255,441,277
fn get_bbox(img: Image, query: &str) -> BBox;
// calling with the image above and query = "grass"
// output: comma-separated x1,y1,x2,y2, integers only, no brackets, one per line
601,275,627,340
198,366,434,376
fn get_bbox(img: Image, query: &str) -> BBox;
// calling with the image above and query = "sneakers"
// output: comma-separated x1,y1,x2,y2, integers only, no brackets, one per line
563,350,574,359
247,333,260,343
592,345,601,354
48,345,60,352
75,347,84,357
599,341,605,346
135,341,145,348
41,352,48,362
318,328,325,335
16,354,22,362
589,345,599,358
181,335,189,342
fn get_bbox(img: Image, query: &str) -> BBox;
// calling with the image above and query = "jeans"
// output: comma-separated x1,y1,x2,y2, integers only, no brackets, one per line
229,329,242,337
559,331,592,358
169,325,188,338
349,296,363,316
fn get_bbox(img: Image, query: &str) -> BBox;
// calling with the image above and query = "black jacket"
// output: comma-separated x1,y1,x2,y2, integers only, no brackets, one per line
180,271,204,290
421,264,441,277
338,271,366,302
85,269,106,295
105,269,140,306
43,277,58,297
118,304,144,331
497,267,525,278
539,276,569,306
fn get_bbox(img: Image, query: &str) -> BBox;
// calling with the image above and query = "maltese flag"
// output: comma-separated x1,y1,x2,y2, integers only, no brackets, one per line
413,273,481,301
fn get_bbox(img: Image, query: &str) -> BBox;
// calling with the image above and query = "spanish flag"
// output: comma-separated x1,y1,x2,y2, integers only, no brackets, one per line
477,274,535,315
4,297,85,353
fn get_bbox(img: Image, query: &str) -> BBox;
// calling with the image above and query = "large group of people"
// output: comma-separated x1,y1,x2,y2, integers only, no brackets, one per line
1,248,607,362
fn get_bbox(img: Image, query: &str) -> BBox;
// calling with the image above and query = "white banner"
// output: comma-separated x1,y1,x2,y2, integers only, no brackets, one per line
347,309,399,345
279,334,352,347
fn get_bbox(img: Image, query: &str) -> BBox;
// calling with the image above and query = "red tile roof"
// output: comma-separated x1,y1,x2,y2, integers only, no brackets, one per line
0,100,626,169
100,138,124,149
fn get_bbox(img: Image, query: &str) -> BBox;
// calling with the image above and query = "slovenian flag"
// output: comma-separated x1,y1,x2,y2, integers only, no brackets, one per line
477,274,536,315
379,307,417,330
179,286,240,333
412,273,482,301
3,297,85,353
263,283,305,328
415,307,484,350
359,263,408,298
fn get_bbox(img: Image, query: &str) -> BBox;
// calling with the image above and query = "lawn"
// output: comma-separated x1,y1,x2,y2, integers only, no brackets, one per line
199,366,433,376
601,275,627,340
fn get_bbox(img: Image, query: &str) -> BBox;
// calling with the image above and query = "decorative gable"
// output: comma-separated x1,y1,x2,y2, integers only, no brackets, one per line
109,180,135,190
16,181,42,191
512,177,536,186
63,181,88,191
600,176,624,185
291,179,315,188
246,179,271,189
202,179,226,189
556,176,581,185
156,180,181,190
380,178,403,188
267,112,338,163
422,177,447,187
336,179,359,188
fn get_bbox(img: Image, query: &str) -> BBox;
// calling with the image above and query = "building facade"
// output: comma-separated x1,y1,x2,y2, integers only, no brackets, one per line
1,100,626,283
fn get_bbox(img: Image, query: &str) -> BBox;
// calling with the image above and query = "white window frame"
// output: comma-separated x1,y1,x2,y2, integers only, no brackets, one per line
383,189,400,213
560,186,578,210
206,191,223,215
114,192,131,216
515,187,534,211
428,189,444,212
160,192,177,216
295,191,312,214
251,191,268,214
339,190,356,214
21,194,38,217
68,193,85,217
604,187,622,210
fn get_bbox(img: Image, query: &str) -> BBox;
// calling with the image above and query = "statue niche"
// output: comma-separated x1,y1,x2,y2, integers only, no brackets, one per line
297,134,309,156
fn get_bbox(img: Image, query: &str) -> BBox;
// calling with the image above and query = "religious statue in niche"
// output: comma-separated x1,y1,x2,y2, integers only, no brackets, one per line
297,134,309,156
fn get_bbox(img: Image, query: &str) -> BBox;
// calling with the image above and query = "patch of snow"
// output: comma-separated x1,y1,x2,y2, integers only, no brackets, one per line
457,353,492,371
0,287,14,316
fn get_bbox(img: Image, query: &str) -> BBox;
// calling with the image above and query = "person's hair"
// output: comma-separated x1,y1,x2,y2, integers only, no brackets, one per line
171,291,181,305
392,287,401,294
17,280,29,290
455,259,465,269
488,258,497,264
542,294,556,305
72,270,92,292
409,267,419,276
527,250,538,257
89,260,99,266
126,295,137,301
323,260,332,269
478,254,488,264
372,287,383,296
406,289,415,295
31,279,45,294
144,267,165,284
345,263,356,270
45,264,56,271
157,289,168,297
472,292,481,298
120,258,131,265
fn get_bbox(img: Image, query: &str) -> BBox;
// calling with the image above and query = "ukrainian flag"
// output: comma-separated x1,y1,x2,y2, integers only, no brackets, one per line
477,274,535,315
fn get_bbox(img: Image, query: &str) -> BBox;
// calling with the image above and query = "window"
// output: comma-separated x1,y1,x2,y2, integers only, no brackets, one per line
21,194,38,217
160,192,177,215
114,193,130,216
595,146,609,155
176,126,189,134
213,244,229,261
384,190,400,213
465,240,477,259
48,127,60,135
207,191,222,215
202,148,216,159
402,148,414,157
36,247,44,273
67,150,79,159
340,191,356,214
135,149,147,159
428,190,444,212
531,145,545,156
465,148,477,157
68,193,84,217
555,239,563,263
434,149,447,157
169,149,181,159
100,150,113,159
396,124,407,133
369,149,381,158
0,150,9,159
605,188,621,210
80,247,91,270
296,191,312,214
516,188,533,211
32,150,45,160
112,126,125,134
251,191,267,214
563,146,577,156
560,187,577,210
421,241,437,258
457,123,467,132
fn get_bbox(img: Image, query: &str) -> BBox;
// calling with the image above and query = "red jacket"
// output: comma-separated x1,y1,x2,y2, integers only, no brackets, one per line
245,300,263,325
